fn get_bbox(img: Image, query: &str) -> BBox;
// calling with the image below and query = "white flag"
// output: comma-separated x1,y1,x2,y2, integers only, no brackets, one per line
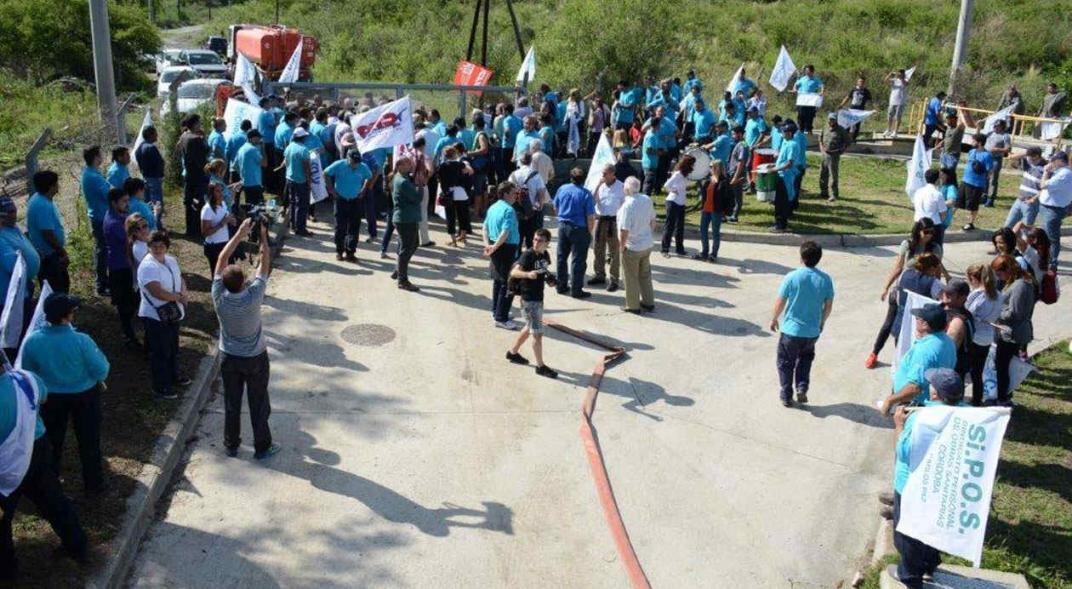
904,66,917,82
516,46,536,85
905,135,931,199
15,281,51,370
837,109,875,129
241,82,262,107
223,99,265,140
982,104,1016,134
583,133,615,194
897,406,1012,567
894,290,938,372
0,252,27,351
768,45,797,93
278,39,303,84
131,107,153,154
725,64,744,93
349,96,415,152
309,152,328,203
234,51,257,86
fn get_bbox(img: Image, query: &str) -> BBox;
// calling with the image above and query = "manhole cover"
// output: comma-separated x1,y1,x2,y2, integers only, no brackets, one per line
340,324,396,346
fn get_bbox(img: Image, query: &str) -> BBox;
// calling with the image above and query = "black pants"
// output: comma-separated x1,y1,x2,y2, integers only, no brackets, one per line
39,252,71,294
395,222,419,283
923,125,938,149
994,339,1019,403
452,200,472,235
183,177,206,237
222,351,272,453
427,173,440,217
144,317,180,395
109,268,138,342
41,386,103,491
797,106,817,133
968,341,990,406
380,203,396,255
893,491,940,588
776,334,817,401
872,297,900,355
556,222,591,296
243,185,265,206
0,437,86,579
491,244,517,322
519,214,543,249
774,177,794,230
661,202,686,254
334,197,363,254
204,241,229,275
287,181,311,233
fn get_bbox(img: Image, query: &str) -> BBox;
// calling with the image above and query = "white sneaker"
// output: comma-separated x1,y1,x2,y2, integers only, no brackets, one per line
495,320,520,331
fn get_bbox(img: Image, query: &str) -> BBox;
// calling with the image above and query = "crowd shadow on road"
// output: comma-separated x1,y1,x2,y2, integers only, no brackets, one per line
272,430,514,538
801,402,893,429
265,329,369,373
131,521,287,588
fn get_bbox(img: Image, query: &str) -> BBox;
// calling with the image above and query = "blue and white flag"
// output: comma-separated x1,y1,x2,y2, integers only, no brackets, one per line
278,39,303,85
768,46,797,93
15,281,51,370
0,252,26,351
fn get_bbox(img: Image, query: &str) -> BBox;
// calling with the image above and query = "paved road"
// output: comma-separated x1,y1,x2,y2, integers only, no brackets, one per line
127,217,1070,588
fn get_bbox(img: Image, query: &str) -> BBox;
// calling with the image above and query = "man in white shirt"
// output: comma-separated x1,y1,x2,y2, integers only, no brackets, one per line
509,153,548,248
912,169,947,235
1038,150,1072,270
589,164,625,291
617,176,656,314
529,142,555,187
884,70,908,138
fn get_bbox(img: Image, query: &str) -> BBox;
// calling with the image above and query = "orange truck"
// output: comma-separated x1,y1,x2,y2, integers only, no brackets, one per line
227,24,318,81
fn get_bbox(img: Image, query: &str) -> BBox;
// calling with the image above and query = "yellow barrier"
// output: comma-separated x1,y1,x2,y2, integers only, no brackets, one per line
906,99,1066,149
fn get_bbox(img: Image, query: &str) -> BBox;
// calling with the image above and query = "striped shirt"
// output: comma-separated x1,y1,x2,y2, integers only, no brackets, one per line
211,275,268,357
1018,158,1046,199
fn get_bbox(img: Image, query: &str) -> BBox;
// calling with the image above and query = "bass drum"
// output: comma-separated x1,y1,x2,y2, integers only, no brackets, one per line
683,146,711,181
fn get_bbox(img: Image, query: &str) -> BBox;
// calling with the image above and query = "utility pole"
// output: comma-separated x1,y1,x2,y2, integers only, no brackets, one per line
147,0,154,24
947,0,974,98
88,0,120,142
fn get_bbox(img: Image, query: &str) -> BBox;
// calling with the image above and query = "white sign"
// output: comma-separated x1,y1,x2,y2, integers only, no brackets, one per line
768,45,797,93
132,108,153,154
982,105,1016,134
897,406,1012,567
278,39,303,84
725,64,744,93
837,109,875,129
905,66,917,82
309,152,328,203
349,96,415,152
223,99,264,140
15,281,51,370
894,290,937,372
795,93,823,108
0,253,26,352
516,46,536,84
583,133,615,194
905,135,932,199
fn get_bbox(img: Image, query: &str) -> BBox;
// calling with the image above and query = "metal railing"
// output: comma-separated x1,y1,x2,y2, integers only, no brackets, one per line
909,99,1068,149
262,81,524,119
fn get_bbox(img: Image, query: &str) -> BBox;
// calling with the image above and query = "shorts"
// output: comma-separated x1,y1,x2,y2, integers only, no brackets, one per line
887,103,904,122
957,183,985,212
521,300,544,335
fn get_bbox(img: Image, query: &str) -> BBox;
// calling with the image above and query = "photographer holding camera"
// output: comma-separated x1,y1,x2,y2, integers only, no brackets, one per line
504,227,558,379
211,218,279,460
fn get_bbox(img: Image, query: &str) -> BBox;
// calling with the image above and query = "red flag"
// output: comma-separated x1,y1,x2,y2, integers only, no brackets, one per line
453,61,494,96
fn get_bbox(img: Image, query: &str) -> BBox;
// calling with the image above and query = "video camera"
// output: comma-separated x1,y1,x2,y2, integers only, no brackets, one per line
238,203,271,245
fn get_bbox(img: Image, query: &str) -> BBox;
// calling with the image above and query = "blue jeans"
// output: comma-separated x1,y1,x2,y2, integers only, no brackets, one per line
144,177,164,204
939,152,959,170
699,211,722,257
776,333,817,401
1004,198,1039,228
556,222,591,296
1039,204,1067,270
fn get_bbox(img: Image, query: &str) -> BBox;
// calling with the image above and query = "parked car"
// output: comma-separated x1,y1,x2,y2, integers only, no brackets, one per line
179,49,228,78
161,78,227,117
157,66,197,98
155,49,186,75
204,36,228,57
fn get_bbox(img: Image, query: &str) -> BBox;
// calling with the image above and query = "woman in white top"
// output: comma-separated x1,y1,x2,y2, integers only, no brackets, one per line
660,155,694,256
564,89,586,157
125,214,150,275
965,263,1001,406
137,231,189,399
201,182,236,275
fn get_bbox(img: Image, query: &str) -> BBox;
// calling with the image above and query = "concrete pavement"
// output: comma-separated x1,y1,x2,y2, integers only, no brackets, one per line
127,217,1070,588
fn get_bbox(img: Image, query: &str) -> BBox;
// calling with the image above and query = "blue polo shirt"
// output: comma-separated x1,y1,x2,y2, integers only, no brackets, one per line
236,142,264,188
777,266,835,338
324,160,372,199
709,133,733,167
0,371,49,442
924,97,942,126
733,78,756,98
106,162,129,190
962,149,994,188
692,109,717,139
283,141,310,183
207,130,227,161
26,193,65,257
745,117,769,146
776,138,803,200
641,129,661,171
484,200,519,245
226,132,247,171
553,183,595,227
129,197,157,230
795,75,823,94
538,126,555,154
274,122,294,151
434,135,465,162
257,110,277,141
793,131,808,170
502,115,522,148
0,226,40,300
80,167,110,223
892,333,957,403
20,324,110,394
513,130,541,161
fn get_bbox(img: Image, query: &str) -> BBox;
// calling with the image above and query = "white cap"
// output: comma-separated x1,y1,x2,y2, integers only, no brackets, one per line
293,128,309,138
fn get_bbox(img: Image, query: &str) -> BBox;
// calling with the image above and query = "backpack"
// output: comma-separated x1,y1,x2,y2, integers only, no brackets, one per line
970,151,986,176
1040,269,1060,304
514,170,541,220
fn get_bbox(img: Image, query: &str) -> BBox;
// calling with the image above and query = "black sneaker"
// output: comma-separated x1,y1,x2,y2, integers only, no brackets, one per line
571,291,592,299
506,351,530,365
398,281,420,292
225,446,239,458
691,253,707,260
781,397,793,408
535,365,558,379
587,276,607,286
607,281,619,292
390,270,399,280
640,303,655,312
254,443,281,460
796,391,809,404
621,307,641,315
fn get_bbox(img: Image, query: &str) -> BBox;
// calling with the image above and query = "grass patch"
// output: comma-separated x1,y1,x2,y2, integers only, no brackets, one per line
861,341,1072,589
0,76,100,171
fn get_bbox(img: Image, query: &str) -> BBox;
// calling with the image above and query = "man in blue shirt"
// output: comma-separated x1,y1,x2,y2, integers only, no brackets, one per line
483,182,522,329
769,241,835,406
615,81,641,130
879,304,957,415
791,64,825,134
792,125,809,197
80,146,111,295
552,168,596,299
225,120,251,182
324,150,372,262
123,178,158,230
732,69,757,99
274,111,297,152
500,104,523,175
281,128,313,236
957,132,995,231
923,91,947,149
21,292,110,494
683,69,704,95
771,122,803,232
134,126,165,205
207,118,228,163
691,99,717,144
256,98,279,192
27,171,69,293
513,116,541,164
0,196,40,357
704,121,734,169
640,120,663,195
745,107,770,149
106,147,130,190
236,130,267,206
0,363,87,580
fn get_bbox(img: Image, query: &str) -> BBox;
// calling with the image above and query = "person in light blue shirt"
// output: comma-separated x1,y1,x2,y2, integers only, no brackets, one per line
691,100,717,143
640,123,663,195
769,116,785,152
537,114,556,156
236,131,266,205
959,132,995,231
732,70,757,99
256,99,278,141
880,303,957,414
274,112,297,151
683,70,703,95
923,91,946,148
26,171,69,293
429,109,448,137
772,122,803,231
669,79,682,104
435,126,466,163
225,120,251,178
513,120,541,164
324,151,373,260
123,178,158,230
793,127,809,171
680,86,702,121
705,121,733,168
207,118,228,162
502,110,522,150
455,117,475,152
792,64,825,133
616,83,642,129
744,108,770,148
80,146,110,295
483,184,521,326
282,129,313,235
770,241,834,406
0,196,41,321
106,147,131,190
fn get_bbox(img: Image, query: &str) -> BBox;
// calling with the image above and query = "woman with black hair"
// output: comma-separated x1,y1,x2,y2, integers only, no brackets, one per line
660,155,694,257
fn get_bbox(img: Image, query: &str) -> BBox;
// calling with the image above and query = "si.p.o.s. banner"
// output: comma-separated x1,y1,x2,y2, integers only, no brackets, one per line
897,406,1011,566
349,96,414,153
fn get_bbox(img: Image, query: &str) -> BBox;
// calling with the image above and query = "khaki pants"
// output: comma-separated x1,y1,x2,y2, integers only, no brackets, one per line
622,248,654,310
819,153,841,199
592,217,620,281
